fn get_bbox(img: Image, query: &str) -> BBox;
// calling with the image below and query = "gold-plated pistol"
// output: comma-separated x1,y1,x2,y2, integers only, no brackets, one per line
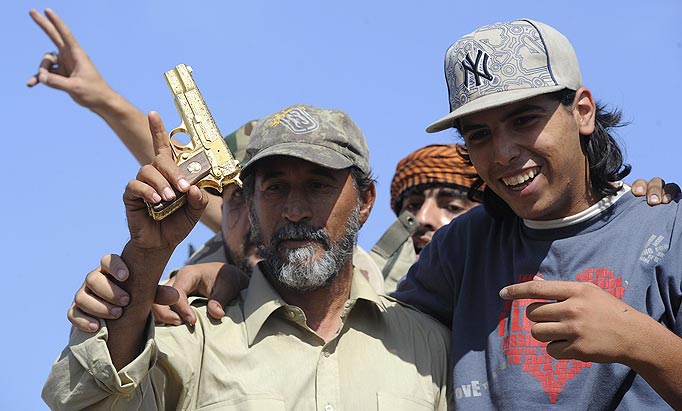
146,64,242,221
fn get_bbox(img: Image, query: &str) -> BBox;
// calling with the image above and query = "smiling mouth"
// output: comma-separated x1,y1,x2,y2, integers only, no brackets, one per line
501,166,540,191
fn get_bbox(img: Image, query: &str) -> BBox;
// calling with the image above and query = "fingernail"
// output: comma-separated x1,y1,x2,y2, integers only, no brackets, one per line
633,186,644,195
88,322,99,332
111,307,122,317
178,178,190,190
119,295,130,306
151,192,162,203
38,72,47,84
162,187,175,201
115,269,127,281
664,194,672,203
173,319,183,326
499,287,508,298
650,194,660,204
533,275,544,281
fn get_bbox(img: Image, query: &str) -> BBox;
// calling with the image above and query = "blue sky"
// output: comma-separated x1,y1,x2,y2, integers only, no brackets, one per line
3,1,681,409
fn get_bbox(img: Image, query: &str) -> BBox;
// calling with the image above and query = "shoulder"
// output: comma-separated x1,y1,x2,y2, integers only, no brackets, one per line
428,204,517,253
378,294,451,345
352,245,386,294
185,232,228,265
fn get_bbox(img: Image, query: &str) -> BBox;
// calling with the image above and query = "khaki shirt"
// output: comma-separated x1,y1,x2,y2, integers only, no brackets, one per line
44,266,451,410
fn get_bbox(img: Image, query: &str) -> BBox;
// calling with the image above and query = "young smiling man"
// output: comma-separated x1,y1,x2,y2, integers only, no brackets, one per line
393,19,682,409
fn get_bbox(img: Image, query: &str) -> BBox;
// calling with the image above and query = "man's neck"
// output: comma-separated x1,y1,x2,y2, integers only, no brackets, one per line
273,262,354,343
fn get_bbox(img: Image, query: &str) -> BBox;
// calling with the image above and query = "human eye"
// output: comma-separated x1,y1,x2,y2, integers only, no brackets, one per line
402,197,423,213
227,188,246,206
446,203,463,213
307,180,337,195
261,182,287,199
464,129,490,145
513,114,540,129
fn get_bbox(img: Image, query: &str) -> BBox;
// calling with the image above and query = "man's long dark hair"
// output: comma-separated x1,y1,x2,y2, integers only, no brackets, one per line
456,89,631,219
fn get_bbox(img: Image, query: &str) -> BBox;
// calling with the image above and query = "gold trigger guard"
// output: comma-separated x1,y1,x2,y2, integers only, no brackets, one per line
168,125,195,160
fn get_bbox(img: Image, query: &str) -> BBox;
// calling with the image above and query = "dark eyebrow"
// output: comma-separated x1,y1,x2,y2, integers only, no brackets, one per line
460,103,548,134
437,187,465,197
259,169,285,182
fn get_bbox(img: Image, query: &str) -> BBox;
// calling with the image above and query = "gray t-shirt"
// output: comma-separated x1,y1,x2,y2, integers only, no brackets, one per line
394,189,682,409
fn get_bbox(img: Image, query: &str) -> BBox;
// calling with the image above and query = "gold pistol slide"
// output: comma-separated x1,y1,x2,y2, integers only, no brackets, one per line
146,64,242,221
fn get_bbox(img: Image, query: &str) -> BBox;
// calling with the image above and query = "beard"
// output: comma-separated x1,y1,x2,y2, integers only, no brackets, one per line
228,232,255,275
250,202,360,292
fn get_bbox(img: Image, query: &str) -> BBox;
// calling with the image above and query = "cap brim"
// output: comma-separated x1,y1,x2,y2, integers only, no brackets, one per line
241,142,354,176
425,85,568,133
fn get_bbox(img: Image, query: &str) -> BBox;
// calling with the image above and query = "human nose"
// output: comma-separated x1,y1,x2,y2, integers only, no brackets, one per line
491,133,520,166
282,188,312,223
415,198,442,231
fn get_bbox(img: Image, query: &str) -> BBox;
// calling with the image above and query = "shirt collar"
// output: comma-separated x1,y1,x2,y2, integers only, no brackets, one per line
523,183,629,230
243,263,387,346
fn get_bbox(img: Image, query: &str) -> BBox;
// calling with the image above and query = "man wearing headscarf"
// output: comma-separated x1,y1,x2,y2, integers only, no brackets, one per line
371,144,483,292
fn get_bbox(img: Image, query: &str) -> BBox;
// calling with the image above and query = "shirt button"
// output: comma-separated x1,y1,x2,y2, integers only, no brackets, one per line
324,403,334,411
323,351,330,358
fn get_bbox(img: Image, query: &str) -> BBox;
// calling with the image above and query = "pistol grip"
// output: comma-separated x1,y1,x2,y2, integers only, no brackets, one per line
145,150,213,221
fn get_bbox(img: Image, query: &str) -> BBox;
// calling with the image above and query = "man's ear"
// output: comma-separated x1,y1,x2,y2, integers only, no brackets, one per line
358,182,376,226
574,86,596,136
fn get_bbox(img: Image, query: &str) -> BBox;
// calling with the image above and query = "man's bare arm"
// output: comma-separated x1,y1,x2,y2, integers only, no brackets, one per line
28,8,223,232
106,112,207,369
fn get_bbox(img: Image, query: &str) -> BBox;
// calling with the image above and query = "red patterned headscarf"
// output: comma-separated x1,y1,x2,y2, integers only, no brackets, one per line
390,144,481,214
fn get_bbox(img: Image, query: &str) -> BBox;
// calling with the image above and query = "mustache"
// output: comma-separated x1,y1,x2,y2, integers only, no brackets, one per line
412,225,434,240
270,222,330,249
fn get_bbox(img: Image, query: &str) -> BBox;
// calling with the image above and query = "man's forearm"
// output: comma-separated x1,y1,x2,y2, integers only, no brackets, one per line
106,241,172,370
90,90,156,165
625,312,682,409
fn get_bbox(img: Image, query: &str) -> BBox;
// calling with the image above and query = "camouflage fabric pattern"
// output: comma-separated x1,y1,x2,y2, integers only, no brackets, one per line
242,104,370,176
427,19,582,132
205,120,257,196
390,144,482,215
223,120,257,164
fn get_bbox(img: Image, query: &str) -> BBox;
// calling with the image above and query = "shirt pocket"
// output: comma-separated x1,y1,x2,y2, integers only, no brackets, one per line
376,392,435,410
196,395,285,411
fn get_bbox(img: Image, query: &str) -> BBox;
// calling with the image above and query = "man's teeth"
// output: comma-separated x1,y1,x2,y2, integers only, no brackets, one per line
502,168,538,187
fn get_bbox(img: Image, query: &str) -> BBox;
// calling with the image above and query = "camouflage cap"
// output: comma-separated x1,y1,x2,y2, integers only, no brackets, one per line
241,104,370,176
205,119,257,196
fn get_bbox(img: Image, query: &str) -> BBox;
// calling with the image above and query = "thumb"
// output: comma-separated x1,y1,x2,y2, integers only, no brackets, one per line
207,264,250,320
154,284,180,306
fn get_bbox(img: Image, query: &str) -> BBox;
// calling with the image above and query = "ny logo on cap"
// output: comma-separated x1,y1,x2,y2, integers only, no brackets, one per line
271,106,319,134
461,49,493,88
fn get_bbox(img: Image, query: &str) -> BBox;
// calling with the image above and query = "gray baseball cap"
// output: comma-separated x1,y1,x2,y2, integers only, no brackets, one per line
241,104,370,176
426,19,582,133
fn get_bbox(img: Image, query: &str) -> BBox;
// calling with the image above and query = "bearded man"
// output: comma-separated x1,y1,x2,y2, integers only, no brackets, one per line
43,105,451,410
